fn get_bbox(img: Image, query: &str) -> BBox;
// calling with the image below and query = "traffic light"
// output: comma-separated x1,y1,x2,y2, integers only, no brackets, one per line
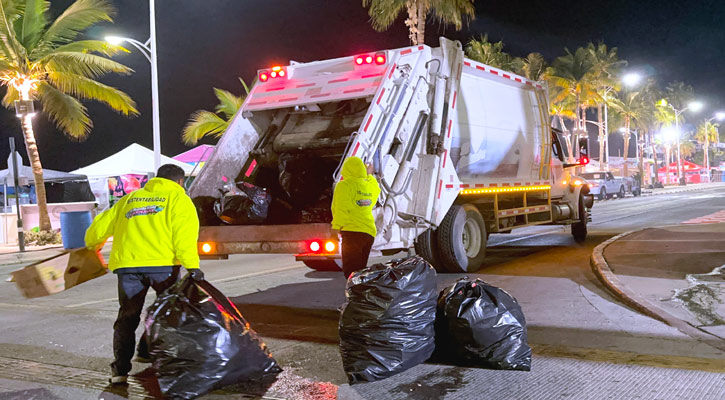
578,137,590,165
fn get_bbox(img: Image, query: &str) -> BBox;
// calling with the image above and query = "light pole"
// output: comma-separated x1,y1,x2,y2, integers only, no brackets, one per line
658,99,703,184
703,112,725,178
620,127,645,185
106,0,161,172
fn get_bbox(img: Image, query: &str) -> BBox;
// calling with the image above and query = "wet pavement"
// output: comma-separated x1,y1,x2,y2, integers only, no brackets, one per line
603,223,725,339
2,185,725,399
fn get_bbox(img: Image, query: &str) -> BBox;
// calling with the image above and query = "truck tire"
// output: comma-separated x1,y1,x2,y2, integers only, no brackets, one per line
303,260,342,271
436,204,486,273
571,193,588,243
599,187,607,201
617,186,625,198
414,228,445,272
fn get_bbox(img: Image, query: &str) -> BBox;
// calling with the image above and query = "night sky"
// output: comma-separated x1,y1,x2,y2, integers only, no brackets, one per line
1,0,723,171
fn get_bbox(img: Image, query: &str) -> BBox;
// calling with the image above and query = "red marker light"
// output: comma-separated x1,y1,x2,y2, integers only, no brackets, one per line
355,56,364,65
309,241,321,252
375,54,386,65
579,156,590,165
259,72,269,82
365,56,373,64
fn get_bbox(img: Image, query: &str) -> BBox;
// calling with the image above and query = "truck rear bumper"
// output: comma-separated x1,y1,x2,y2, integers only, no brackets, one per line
197,223,334,255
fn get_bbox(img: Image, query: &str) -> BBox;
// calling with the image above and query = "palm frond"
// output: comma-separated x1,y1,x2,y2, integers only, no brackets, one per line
181,110,228,145
429,0,476,30
238,77,250,95
36,39,128,58
43,51,132,77
41,0,113,46
0,0,24,62
213,88,243,119
19,0,48,51
361,0,408,32
37,80,91,139
46,71,137,115
1,82,18,107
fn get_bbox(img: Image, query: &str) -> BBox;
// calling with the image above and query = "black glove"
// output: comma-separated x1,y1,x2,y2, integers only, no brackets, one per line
188,269,205,281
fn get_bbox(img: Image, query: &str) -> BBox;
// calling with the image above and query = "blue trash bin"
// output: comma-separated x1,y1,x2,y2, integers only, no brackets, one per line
60,211,93,249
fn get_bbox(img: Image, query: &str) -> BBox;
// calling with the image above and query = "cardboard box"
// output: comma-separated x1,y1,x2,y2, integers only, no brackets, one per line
12,248,108,298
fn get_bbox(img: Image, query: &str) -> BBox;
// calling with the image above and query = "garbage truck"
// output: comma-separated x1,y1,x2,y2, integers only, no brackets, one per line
188,37,594,273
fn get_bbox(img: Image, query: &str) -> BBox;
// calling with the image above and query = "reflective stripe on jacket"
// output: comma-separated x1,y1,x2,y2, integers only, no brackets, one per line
331,157,381,237
85,177,200,272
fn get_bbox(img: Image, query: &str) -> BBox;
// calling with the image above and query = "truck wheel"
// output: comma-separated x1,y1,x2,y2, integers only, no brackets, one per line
303,260,342,271
617,186,625,198
599,187,607,201
437,204,486,273
571,193,588,243
414,228,445,272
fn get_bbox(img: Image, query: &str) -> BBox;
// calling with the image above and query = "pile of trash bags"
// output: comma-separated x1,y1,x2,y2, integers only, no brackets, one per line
339,259,531,384
213,181,271,225
339,256,438,383
434,278,532,371
145,275,281,399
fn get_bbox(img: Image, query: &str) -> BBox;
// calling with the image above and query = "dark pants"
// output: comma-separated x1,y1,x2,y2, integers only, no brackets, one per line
112,268,179,376
341,231,375,279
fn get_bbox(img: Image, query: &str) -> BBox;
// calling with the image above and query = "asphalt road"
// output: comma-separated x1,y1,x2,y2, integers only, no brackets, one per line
1,187,725,399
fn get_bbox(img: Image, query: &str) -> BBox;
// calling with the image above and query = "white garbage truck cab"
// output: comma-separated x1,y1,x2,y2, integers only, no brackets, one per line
189,37,593,273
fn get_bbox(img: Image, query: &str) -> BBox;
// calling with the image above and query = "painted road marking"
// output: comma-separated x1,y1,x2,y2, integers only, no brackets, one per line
682,210,725,224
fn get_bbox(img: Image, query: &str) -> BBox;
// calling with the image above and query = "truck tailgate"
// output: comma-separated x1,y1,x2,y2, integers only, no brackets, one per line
198,223,333,254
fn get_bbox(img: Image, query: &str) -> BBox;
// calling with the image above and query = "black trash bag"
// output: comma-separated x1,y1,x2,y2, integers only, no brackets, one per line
214,182,271,225
145,276,282,399
192,196,221,226
339,256,437,384
433,278,532,371
299,187,333,223
278,153,330,208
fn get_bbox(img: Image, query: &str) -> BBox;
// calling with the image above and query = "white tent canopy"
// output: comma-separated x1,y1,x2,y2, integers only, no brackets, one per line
71,143,195,178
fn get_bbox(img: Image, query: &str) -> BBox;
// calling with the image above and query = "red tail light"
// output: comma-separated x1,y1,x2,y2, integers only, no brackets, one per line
579,156,590,165
309,241,321,252
258,66,287,83
354,52,387,66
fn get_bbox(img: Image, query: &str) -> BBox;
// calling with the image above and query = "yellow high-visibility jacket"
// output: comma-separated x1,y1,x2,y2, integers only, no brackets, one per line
331,157,381,237
85,177,200,272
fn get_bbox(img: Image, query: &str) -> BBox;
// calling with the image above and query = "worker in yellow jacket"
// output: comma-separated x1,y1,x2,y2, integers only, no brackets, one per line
331,157,381,278
85,164,201,385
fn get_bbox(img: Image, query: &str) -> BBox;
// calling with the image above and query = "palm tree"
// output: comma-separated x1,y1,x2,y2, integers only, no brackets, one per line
609,89,647,177
362,0,475,45
695,120,719,173
465,34,520,71
515,52,547,81
588,42,625,170
0,0,137,231
548,47,599,158
181,79,248,145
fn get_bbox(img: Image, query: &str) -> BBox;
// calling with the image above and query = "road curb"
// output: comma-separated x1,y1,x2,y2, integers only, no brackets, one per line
590,228,725,352
640,183,725,197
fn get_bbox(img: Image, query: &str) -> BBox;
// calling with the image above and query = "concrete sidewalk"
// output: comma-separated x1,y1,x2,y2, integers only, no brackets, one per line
593,223,725,344
642,181,725,197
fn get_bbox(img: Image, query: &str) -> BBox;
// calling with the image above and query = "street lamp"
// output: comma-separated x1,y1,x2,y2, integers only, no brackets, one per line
622,73,642,87
105,0,161,172
702,111,725,177
658,99,703,184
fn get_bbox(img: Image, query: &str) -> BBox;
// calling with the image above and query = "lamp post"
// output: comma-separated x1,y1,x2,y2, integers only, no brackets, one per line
620,127,645,185
658,99,703,184
106,0,161,172
703,112,725,179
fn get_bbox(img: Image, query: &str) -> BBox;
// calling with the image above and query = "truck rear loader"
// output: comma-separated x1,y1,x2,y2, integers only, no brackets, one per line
189,37,594,273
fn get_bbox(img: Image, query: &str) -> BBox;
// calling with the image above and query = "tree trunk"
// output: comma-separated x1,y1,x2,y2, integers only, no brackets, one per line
405,1,419,45
623,117,630,177
21,115,52,231
597,103,605,169
704,135,710,179
416,0,426,45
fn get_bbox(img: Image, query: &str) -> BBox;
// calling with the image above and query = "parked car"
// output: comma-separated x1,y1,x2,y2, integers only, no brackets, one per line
581,172,628,200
